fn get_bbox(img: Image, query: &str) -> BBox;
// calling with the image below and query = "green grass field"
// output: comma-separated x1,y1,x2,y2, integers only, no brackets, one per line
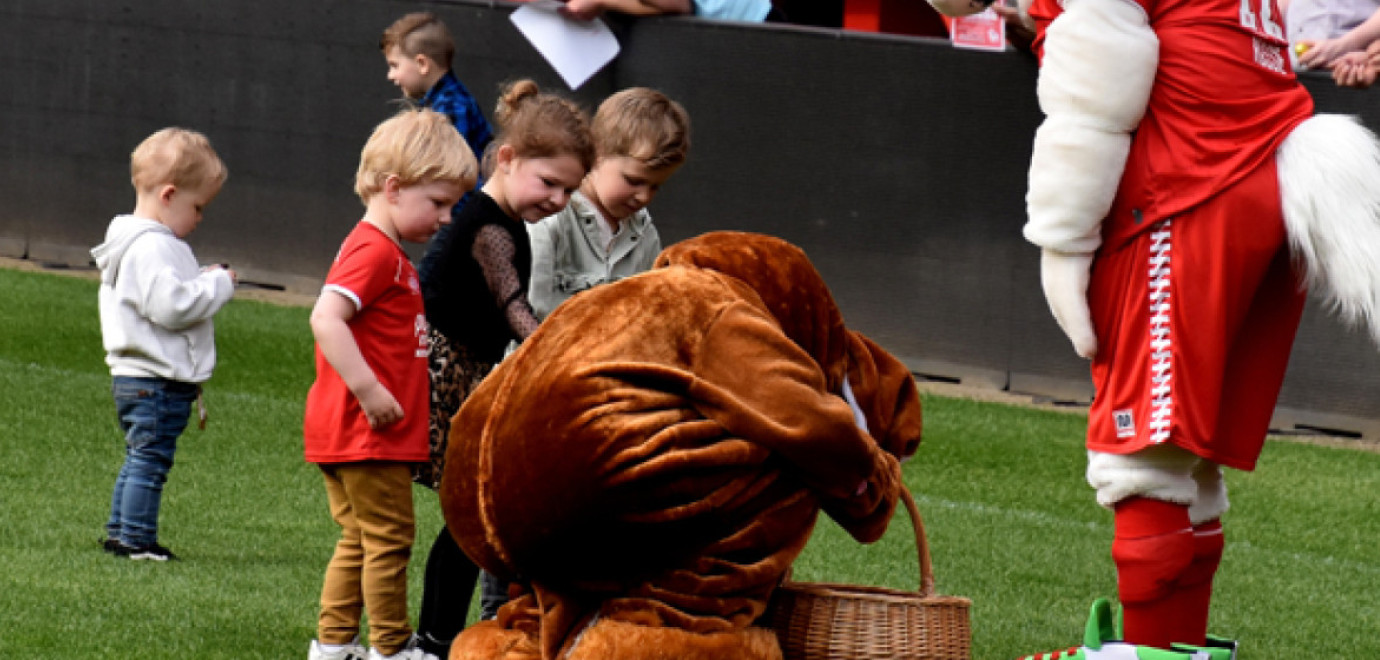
2,265,1378,659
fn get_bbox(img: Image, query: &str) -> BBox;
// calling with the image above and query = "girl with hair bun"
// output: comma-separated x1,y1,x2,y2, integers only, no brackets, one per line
412,79,593,658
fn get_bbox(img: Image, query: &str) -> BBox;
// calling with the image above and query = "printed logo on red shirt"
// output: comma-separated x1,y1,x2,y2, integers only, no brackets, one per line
1253,38,1288,74
1114,409,1136,438
414,314,429,358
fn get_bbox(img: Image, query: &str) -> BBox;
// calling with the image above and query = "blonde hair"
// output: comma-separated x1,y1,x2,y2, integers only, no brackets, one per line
130,128,227,193
355,107,478,203
380,12,454,68
492,79,595,172
593,87,690,170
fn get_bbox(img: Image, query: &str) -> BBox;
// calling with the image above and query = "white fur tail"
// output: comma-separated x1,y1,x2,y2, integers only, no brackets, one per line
1277,114,1380,347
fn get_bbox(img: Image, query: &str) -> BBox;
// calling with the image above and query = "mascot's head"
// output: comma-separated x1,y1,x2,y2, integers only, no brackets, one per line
656,232,922,461
656,231,850,391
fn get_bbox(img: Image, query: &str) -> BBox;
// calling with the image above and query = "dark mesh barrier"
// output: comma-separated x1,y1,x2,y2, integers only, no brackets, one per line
4,0,1380,436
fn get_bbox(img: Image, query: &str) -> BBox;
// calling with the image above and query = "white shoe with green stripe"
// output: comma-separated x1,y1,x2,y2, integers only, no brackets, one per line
1015,599,1237,660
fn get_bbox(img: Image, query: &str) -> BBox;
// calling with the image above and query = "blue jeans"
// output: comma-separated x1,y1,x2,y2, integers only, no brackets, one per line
105,376,198,547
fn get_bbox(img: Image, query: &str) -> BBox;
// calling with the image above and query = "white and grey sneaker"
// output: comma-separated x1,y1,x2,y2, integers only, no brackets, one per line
309,638,367,660
367,634,440,660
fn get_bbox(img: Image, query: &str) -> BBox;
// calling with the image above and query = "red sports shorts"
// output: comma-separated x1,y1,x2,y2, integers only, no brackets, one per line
1086,159,1306,471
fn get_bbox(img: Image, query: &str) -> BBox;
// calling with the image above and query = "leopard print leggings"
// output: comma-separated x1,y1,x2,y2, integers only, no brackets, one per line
414,328,494,489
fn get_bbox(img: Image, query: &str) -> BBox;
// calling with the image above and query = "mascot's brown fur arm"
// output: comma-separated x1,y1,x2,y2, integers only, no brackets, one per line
825,331,922,537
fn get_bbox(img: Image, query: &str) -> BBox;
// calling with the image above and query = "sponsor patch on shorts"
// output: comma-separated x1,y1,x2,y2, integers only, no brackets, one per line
1114,409,1136,438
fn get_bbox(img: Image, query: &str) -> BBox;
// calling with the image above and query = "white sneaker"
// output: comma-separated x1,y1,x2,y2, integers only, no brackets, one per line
367,647,438,660
367,635,439,660
310,638,367,660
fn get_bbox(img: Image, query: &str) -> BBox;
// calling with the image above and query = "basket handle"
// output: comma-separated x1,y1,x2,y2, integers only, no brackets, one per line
899,484,937,597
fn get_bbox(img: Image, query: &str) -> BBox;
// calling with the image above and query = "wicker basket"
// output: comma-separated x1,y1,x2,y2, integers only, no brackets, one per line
763,486,973,660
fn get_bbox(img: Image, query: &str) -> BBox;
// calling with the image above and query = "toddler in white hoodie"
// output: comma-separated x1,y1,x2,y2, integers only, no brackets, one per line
90,127,236,562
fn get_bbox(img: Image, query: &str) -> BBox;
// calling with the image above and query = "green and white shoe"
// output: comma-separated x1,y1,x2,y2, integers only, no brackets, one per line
1170,635,1238,660
1016,599,1227,660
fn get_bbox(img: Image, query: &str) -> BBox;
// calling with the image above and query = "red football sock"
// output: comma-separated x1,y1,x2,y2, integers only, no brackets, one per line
1113,497,1194,649
1171,519,1224,646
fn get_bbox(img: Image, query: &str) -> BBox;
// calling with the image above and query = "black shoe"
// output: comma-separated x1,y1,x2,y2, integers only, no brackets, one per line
123,542,178,561
415,632,451,659
100,538,123,554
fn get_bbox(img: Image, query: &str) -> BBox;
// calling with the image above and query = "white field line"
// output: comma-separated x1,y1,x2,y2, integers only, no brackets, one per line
911,493,1380,577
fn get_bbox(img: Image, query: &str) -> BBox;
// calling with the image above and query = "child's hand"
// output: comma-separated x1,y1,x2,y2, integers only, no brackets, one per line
1299,37,1354,69
203,263,239,286
1362,39,1380,85
1332,51,1378,88
357,382,405,429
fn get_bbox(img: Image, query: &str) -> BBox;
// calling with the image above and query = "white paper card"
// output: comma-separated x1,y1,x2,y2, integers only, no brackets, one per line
510,0,621,90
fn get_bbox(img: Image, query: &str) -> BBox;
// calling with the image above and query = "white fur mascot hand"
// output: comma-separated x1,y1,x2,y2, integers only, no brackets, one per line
1040,249,1097,359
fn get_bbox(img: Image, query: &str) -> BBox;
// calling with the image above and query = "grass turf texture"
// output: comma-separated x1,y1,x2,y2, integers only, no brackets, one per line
2,265,1378,659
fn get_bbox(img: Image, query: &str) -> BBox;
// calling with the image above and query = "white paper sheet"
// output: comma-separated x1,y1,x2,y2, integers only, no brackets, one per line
510,0,621,90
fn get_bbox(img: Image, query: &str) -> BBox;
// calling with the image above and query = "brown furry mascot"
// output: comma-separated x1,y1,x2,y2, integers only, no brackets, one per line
439,231,922,660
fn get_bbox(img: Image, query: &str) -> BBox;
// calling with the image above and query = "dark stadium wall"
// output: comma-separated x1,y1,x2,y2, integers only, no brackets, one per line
4,0,1379,437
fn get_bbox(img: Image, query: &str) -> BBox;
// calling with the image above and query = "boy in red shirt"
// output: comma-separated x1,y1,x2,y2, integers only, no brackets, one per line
928,0,1380,656
303,108,477,660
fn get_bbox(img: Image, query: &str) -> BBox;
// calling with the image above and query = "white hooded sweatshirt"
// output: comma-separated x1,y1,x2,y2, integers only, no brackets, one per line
90,215,235,383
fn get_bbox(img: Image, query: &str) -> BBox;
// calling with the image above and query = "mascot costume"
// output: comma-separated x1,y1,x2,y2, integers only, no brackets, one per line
928,0,1380,656
439,231,923,660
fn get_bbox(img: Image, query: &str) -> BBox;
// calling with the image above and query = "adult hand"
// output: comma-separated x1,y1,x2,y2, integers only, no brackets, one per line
928,0,992,17
1040,249,1097,359
993,3,1036,50
559,0,606,20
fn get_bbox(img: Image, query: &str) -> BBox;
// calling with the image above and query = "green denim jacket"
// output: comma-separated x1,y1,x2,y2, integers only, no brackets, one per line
527,191,661,320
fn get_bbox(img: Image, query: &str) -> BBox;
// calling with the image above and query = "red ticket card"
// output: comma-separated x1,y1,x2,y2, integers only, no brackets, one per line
951,8,1007,52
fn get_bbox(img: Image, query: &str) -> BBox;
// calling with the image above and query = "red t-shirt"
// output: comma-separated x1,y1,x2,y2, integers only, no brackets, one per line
303,222,430,464
1030,0,1314,250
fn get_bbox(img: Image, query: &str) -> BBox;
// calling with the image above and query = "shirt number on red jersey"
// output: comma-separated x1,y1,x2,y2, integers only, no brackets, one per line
1242,0,1289,73
1239,0,1284,40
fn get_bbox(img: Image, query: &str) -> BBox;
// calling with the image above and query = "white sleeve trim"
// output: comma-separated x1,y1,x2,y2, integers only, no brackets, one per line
323,284,362,312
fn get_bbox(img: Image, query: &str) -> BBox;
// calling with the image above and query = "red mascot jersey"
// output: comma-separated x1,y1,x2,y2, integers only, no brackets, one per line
1030,0,1314,250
